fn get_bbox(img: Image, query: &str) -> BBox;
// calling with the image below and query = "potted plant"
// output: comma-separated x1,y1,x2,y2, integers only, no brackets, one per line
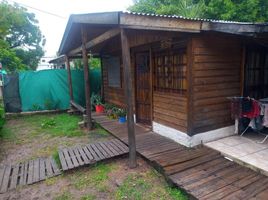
91,93,104,113
116,108,127,123
104,103,117,119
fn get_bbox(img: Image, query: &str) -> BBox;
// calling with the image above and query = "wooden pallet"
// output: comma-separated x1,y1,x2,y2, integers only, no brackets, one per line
92,113,268,200
0,157,61,193
58,139,129,171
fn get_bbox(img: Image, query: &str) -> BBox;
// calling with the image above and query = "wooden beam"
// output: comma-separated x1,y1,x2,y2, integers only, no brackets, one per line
120,13,201,33
65,56,74,101
121,28,137,168
81,26,92,130
69,28,120,56
100,55,104,99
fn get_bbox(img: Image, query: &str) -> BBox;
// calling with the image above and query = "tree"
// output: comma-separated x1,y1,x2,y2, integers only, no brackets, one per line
128,0,268,22
72,58,101,70
0,1,45,72
204,0,268,22
128,0,206,18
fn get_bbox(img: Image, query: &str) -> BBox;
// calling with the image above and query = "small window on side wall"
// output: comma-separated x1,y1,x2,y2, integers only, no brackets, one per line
103,56,121,88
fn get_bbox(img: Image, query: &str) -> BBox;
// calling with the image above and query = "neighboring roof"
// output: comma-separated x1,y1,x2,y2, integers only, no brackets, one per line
49,55,65,64
58,11,268,55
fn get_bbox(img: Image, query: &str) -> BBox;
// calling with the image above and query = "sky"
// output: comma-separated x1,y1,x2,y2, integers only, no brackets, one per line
7,0,133,57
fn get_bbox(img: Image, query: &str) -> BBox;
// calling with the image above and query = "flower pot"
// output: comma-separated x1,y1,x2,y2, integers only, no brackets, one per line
95,105,104,113
118,116,126,123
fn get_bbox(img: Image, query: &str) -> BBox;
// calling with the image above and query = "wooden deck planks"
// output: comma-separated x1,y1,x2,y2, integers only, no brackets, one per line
0,164,11,193
0,157,61,193
39,159,46,181
0,165,6,190
92,113,268,200
58,139,129,171
9,164,20,190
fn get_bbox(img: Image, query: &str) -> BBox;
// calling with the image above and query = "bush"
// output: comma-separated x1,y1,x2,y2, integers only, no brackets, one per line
0,99,5,130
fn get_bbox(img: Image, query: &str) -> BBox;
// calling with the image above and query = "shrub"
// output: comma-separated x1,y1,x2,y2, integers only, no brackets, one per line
91,93,103,106
0,99,5,130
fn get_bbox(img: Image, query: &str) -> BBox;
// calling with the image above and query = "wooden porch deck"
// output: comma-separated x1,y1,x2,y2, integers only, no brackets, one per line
92,113,268,200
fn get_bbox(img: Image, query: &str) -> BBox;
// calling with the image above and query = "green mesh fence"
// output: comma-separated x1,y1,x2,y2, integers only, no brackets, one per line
19,69,101,112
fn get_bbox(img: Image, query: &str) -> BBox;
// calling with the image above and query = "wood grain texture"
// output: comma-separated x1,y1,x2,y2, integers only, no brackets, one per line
153,91,188,133
191,35,242,134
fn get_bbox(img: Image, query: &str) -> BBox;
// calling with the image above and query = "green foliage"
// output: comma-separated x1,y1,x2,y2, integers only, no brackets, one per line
129,0,206,18
167,187,188,200
72,57,101,69
0,48,26,71
115,108,126,118
71,163,114,191
26,113,84,137
0,1,45,72
115,171,188,200
91,93,103,106
116,173,152,200
80,194,96,200
90,58,101,69
0,125,14,140
52,150,62,169
128,0,268,22
104,103,126,118
105,104,118,119
41,118,56,128
54,191,73,200
204,0,268,22
0,99,5,130
31,103,41,111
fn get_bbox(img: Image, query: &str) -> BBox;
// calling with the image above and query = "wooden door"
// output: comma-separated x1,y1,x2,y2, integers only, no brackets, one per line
135,52,151,125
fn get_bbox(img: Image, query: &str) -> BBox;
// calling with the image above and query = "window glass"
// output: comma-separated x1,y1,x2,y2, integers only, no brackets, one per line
103,56,121,88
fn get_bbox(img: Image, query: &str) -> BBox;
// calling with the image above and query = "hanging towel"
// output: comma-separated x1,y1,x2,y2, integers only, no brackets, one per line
242,100,260,119
242,98,252,113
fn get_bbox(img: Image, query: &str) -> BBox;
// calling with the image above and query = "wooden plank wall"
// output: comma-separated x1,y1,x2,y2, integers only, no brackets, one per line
153,91,188,132
101,30,174,108
191,34,242,134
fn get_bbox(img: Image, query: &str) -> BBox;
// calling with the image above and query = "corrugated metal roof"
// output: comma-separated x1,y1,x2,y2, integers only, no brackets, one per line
122,11,266,25
58,11,268,55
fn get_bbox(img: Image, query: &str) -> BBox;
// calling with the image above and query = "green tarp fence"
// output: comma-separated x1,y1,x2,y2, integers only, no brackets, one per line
19,69,101,112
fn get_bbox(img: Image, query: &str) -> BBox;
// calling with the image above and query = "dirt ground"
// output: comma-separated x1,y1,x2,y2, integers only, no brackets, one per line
0,113,187,200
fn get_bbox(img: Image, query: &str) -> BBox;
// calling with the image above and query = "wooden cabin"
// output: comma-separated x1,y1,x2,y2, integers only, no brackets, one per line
58,12,268,147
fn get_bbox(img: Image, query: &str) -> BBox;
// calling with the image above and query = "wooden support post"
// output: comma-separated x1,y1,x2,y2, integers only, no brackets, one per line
65,56,74,101
81,26,92,130
120,29,137,168
100,55,104,99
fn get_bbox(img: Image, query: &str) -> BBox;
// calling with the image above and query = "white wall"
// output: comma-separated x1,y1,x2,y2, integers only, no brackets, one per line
152,121,236,147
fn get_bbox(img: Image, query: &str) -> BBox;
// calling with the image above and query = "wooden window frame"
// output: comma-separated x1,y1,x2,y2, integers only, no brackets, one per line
153,48,187,95
103,56,122,89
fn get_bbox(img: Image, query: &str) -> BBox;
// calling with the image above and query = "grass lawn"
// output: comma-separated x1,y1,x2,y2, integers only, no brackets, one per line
0,113,111,163
0,113,188,200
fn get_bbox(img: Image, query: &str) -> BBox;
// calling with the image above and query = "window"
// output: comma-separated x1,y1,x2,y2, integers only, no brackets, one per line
153,49,187,94
102,56,121,88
